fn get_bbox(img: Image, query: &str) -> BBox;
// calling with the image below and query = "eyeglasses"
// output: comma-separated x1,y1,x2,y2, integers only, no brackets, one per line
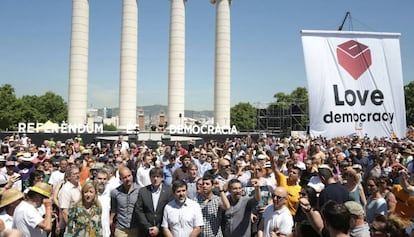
271,194,286,200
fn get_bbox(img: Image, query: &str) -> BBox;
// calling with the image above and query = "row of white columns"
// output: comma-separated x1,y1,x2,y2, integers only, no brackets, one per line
67,0,231,129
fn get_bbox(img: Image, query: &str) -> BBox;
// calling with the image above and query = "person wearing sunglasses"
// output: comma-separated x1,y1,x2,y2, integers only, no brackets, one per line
259,186,293,237
294,186,323,237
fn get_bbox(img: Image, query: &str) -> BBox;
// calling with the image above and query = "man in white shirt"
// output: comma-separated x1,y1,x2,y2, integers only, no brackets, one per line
0,188,24,231
136,154,154,188
260,186,293,237
58,165,81,234
162,179,203,237
96,169,111,237
13,182,53,237
48,159,68,188
103,164,121,194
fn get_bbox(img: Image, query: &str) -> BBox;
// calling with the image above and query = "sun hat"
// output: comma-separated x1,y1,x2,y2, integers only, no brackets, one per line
38,147,46,153
0,188,24,208
82,149,90,155
29,182,52,198
403,149,414,155
20,152,34,162
352,164,362,170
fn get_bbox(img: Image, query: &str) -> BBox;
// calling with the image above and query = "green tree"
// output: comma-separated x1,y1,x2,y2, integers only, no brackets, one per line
35,92,67,123
405,81,414,125
0,84,68,130
103,124,117,131
0,84,18,131
230,102,256,130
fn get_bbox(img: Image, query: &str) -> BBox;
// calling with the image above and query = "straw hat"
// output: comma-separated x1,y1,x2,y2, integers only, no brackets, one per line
29,182,52,198
20,152,34,162
0,188,24,208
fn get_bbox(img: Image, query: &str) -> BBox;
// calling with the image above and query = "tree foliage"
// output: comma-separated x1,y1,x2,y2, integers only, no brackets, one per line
0,84,17,131
270,87,309,131
230,102,256,130
103,124,117,131
0,84,67,131
405,81,414,126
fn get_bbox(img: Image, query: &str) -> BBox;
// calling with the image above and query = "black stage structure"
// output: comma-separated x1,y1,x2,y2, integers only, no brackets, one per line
256,100,308,137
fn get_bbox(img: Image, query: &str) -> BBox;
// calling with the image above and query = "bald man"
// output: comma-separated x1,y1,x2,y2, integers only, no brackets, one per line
260,187,293,237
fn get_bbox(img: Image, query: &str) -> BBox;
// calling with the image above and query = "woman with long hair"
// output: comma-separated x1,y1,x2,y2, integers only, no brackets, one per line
378,176,397,213
365,177,387,224
342,168,366,207
66,182,102,237
293,185,323,237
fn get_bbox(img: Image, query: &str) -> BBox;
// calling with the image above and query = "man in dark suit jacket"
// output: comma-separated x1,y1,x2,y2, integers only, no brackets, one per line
135,167,173,237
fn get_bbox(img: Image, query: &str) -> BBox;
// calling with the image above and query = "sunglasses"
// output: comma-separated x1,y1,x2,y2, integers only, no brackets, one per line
271,194,286,200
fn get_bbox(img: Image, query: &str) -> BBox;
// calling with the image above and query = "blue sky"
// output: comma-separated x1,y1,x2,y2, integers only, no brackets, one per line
0,0,413,111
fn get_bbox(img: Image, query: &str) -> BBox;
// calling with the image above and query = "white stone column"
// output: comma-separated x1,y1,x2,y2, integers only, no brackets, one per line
119,0,138,129
212,0,231,127
168,0,187,128
68,0,89,125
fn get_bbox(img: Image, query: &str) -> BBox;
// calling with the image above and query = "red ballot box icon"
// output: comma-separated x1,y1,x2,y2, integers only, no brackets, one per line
337,40,372,80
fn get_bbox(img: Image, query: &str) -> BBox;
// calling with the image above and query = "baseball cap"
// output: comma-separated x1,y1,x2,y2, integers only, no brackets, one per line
344,201,365,217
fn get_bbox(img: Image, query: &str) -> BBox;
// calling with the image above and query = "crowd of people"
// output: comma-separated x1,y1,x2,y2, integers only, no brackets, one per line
0,132,414,237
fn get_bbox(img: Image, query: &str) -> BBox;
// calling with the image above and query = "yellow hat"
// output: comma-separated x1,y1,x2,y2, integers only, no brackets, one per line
29,182,52,198
0,188,24,208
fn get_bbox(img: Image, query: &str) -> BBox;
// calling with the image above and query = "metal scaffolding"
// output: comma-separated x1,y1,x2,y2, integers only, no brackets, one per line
256,100,307,137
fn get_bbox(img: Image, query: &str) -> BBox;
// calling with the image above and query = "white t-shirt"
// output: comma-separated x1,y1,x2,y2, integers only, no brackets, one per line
13,201,46,237
262,205,293,237
0,210,13,231
136,165,154,188
48,170,65,187
98,191,111,237
162,198,204,237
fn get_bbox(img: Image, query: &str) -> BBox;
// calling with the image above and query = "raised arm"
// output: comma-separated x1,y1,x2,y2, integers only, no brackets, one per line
216,180,230,210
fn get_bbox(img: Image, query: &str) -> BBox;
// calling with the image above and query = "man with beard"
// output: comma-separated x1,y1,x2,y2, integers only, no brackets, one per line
162,179,203,237
222,179,260,237
172,154,192,182
96,169,111,237
216,158,235,191
13,182,53,237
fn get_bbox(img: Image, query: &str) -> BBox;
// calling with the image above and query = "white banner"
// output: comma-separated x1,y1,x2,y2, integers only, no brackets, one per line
301,30,406,138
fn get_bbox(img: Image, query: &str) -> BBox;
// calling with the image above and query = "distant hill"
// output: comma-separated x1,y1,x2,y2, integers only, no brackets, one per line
108,105,213,119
